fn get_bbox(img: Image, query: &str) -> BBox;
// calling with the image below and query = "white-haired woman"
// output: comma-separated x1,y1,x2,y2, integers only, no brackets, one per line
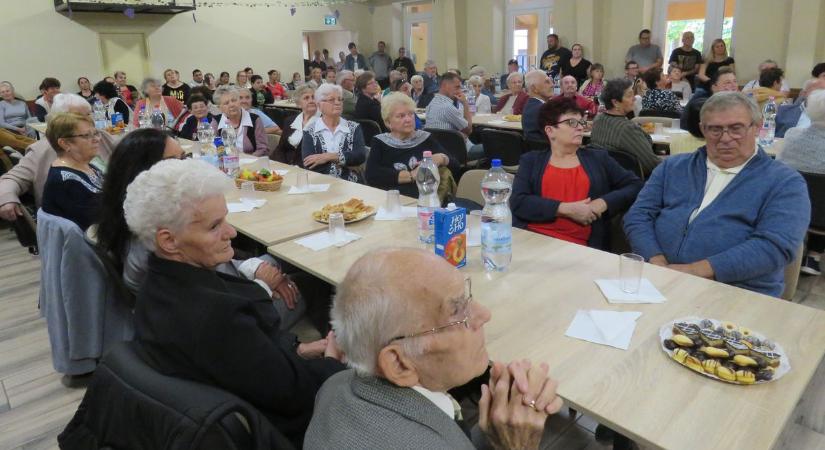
213,86,269,156
365,93,456,198
0,81,37,150
494,72,529,115
301,83,367,182
778,89,825,275
409,74,433,108
468,75,492,114
130,78,184,128
273,85,319,165
122,158,345,444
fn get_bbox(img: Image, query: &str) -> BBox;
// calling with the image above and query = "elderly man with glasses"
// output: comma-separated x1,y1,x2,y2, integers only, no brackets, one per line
305,248,563,449
624,92,810,297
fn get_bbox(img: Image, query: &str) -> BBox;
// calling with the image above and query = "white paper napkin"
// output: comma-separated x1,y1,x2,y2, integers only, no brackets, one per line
488,120,509,125
565,310,643,350
594,279,666,304
287,184,331,194
294,231,361,251
274,169,289,176
650,133,671,142
227,198,267,213
375,206,417,221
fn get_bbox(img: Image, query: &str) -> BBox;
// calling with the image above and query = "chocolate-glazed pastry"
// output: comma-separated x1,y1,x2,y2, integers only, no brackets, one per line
700,329,724,347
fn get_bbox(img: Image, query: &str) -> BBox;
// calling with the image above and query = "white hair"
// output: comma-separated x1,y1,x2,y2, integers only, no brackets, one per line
51,93,92,114
805,89,825,125
381,92,416,124
410,74,423,84
314,83,343,102
424,60,437,69
331,248,428,376
213,85,240,105
468,66,487,78
525,69,548,91
336,69,354,85
123,159,234,251
700,91,762,125
468,75,484,87
140,77,161,96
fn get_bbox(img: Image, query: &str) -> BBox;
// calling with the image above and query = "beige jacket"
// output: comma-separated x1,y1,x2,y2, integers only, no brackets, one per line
0,133,116,207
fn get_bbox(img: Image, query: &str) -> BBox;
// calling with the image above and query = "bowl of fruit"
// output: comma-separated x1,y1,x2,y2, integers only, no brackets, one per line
236,168,283,191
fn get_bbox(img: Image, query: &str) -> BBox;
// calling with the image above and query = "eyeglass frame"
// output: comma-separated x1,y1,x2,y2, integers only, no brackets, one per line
551,118,588,128
388,277,474,344
65,130,102,140
701,121,755,139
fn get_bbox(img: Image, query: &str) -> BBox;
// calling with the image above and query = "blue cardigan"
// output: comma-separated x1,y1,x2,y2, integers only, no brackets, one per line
521,97,545,142
623,147,810,296
510,147,643,250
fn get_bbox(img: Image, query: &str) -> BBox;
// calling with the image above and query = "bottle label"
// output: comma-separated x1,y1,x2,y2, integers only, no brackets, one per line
481,222,512,253
417,209,435,243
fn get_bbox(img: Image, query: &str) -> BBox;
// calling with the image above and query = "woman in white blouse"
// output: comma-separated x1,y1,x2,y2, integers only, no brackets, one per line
468,75,492,114
272,85,319,165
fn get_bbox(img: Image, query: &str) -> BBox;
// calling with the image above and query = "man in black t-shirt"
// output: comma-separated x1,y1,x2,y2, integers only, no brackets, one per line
539,33,571,80
668,31,702,87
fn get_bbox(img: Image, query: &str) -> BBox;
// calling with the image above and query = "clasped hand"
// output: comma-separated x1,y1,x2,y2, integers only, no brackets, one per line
255,262,298,309
559,198,607,225
303,152,339,169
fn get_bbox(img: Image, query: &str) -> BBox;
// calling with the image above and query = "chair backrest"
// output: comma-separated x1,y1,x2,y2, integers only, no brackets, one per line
424,127,468,165
781,243,805,301
58,341,295,450
631,116,675,125
669,133,706,156
11,205,38,254
266,133,280,153
523,138,548,153
800,171,825,231
605,148,645,181
455,169,486,206
638,110,681,119
480,129,523,166
350,118,382,147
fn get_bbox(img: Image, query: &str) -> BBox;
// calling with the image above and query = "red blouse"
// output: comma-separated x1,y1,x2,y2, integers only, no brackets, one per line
526,164,592,245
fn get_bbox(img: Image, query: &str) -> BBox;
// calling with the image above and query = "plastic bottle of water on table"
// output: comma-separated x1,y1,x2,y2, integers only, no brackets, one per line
150,107,166,130
196,117,214,156
466,86,477,114
416,151,441,244
92,100,107,130
481,159,513,271
759,96,777,147
137,105,150,129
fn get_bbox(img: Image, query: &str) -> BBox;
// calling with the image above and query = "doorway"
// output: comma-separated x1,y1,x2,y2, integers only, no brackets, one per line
403,1,433,67
303,30,355,68
99,33,150,83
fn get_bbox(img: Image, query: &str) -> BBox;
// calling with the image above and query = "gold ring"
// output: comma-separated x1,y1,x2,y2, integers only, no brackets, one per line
528,400,537,410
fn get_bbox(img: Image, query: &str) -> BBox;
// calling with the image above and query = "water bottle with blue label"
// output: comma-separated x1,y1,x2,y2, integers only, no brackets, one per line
416,151,440,244
481,159,513,271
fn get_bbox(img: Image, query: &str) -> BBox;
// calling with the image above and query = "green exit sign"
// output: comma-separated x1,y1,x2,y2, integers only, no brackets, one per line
324,16,337,25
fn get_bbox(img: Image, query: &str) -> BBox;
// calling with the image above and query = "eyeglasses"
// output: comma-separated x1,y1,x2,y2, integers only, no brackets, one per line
66,130,102,140
388,277,474,344
702,122,753,139
321,98,343,104
552,118,588,128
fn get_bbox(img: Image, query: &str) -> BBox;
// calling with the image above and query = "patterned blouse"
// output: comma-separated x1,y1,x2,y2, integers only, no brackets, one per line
301,118,367,183
641,88,683,116
580,79,604,99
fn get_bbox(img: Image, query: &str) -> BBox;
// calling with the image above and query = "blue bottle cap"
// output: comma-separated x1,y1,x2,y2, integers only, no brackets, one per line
213,137,224,147
201,117,210,123
491,159,502,167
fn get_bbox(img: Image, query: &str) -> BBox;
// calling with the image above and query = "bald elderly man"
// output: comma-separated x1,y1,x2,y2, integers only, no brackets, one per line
305,248,563,449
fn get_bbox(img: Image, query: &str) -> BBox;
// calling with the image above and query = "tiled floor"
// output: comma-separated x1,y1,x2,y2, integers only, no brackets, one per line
0,227,822,449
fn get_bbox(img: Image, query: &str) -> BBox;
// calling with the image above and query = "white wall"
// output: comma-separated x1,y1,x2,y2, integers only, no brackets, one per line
1,0,374,98
306,30,355,61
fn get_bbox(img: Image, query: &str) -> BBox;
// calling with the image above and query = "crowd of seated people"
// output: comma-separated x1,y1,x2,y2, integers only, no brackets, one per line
2,33,824,450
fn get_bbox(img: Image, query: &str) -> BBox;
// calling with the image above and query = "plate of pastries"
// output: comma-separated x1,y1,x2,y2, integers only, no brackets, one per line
312,198,376,223
660,317,790,385
502,114,522,122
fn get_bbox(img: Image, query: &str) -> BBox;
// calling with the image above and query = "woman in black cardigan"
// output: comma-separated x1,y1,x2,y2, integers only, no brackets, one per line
511,96,643,250
353,71,388,132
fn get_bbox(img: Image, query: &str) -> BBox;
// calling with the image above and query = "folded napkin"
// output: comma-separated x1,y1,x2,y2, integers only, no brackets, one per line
274,169,289,176
227,198,267,213
288,184,331,194
375,206,417,221
565,310,643,350
294,231,361,251
649,133,671,142
487,120,509,125
594,279,666,304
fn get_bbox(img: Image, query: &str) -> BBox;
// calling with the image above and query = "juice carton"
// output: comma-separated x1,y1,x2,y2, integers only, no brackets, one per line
434,203,467,268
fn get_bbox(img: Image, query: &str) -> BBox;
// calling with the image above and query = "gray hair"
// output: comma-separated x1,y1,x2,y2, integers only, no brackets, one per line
214,85,240,105
468,75,484,88
410,74,423,84
805,89,825,125
524,69,548,91
468,65,487,78
123,159,234,252
506,72,523,85
336,69,354,86
700,91,762,125
381,92,416,125
0,81,13,92
51,93,92,115
424,60,437,70
314,83,343,102
292,84,315,103
331,248,428,376
600,78,633,109
140,77,161,97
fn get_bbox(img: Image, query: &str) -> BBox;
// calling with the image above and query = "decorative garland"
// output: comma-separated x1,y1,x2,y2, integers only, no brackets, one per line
58,0,368,6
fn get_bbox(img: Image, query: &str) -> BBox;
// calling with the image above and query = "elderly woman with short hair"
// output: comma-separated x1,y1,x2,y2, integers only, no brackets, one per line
302,84,367,182
273,85,319,165
365,93,456,198
409,74,433,109
640,68,682,117
0,81,37,149
354,71,387,132
122,159,345,445
212,86,269,156
589,78,658,176
511,96,642,249
176,94,215,140
468,75,492,114
494,72,529,115
93,80,132,124
130,78,184,128
41,112,104,231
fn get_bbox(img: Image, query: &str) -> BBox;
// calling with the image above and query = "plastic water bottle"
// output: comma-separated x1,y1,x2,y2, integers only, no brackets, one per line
466,87,477,114
92,100,107,130
137,105,150,129
203,137,222,170
759,97,777,146
481,159,513,271
150,107,166,130
553,73,561,96
196,117,214,145
416,151,440,244
219,127,240,178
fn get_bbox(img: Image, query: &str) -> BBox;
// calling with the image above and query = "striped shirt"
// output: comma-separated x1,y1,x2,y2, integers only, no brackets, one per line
424,93,467,134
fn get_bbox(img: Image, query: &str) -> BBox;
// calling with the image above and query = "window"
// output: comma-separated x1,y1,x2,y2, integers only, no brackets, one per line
653,0,737,59
506,1,554,72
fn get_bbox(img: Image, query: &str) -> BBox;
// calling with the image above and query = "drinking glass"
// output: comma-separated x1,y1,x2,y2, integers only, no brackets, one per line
654,123,663,135
328,212,346,243
467,210,482,245
256,157,270,171
296,171,309,191
385,190,401,215
239,181,258,202
620,253,644,294
671,118,680,130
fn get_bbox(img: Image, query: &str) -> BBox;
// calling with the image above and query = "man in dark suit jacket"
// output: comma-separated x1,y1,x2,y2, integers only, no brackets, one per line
123,159,346,446
522,69,554,142
304,248,564,449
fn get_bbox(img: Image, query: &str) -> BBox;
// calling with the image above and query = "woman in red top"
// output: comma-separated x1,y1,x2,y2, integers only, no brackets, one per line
266,70,287,100
511,96,643,249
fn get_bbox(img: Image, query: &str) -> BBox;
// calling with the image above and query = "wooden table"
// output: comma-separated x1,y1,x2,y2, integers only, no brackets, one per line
268,217,825,450
28,122,46,134
266,100,301,110
225,161,415,246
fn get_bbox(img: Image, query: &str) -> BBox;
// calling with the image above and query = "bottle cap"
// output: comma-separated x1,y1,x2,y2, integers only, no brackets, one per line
213,137,224,147
201,117,210,123
447,202,457,210
423,151,432,157
491,159,502,167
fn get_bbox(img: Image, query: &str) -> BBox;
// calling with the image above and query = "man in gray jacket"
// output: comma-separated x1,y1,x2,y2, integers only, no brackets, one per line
305,248,563,449
368,40,394,89
0,93,115,221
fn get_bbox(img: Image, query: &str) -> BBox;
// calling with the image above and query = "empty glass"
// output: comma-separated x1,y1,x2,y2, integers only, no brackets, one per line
296,171,309,191
328,212,346,243
620,253,644,294
385,190,401,215
256,157,270,172
654,123,663,135
467,210,482,246
239,181,257,202
671,118,680,130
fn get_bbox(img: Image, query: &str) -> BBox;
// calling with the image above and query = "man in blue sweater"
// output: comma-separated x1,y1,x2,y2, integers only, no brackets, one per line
522,70,553,142
624,92,810,297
